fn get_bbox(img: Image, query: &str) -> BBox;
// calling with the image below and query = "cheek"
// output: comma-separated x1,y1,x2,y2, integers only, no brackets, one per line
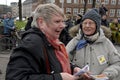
82,27,96,34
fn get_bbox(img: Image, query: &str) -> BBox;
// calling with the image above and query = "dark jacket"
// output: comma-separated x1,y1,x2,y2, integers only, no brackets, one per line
99,6,108,16
101,19,109,27
6,27,75,80
25,17,33,31
59,28,72,45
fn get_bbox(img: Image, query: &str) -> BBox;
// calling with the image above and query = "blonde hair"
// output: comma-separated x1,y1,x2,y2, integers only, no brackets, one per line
32,3,64,27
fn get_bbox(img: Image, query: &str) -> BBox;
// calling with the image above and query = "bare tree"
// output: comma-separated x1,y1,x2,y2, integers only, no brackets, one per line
92,0,96,8
83,0,88,14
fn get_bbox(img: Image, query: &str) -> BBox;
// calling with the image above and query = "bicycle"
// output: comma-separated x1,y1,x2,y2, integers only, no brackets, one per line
0,29,22,52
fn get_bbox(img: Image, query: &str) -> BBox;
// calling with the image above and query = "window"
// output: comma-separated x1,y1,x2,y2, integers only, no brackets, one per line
117,9,120,17
50,0,55,3
104,0,109,4
60,0,64,3
74,0,79,3
96,0,101,5
66,8,71,13
80,8,84,15
88,0,92,4
73,8,79,15
96,0,101,3
66,0,71,3
81,0,84,4
118,0,120,5
109,9,115,17
111,0,116,5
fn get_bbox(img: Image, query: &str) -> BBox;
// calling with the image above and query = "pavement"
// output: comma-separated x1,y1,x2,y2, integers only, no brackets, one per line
0,50,11,80
0,45,120,80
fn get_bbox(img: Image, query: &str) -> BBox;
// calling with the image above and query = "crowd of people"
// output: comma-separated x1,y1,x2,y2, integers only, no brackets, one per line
0,2,119,80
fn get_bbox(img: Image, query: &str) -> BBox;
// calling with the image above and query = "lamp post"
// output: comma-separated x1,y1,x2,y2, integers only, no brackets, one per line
18,0,22,21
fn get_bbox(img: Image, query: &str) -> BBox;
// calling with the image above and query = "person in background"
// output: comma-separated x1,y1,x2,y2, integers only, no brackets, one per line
3,14,7,20
101,14,109,27
65,12,74,31
59,12,73,45
110,18,120,44
66,8,120,80
75,13,82,25
68,13,82,38
25,12,34,31
101,14,111,39
59,28,72,45
5,3,85,80
3,12,15,36
0,14,7,35
99,2,108,16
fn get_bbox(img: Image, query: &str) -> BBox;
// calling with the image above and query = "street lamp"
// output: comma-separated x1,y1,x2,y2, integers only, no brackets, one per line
18,0,22,21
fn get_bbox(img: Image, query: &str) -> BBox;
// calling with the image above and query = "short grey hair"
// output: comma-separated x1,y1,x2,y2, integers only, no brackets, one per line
32,3,64,28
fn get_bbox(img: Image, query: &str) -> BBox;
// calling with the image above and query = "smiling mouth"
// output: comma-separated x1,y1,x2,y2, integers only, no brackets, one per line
85,29,91,32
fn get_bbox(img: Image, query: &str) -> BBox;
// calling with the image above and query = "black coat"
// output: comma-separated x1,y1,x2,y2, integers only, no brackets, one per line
101,19,109,27
25,17,33,31
6,27,75,80
99,6,108,16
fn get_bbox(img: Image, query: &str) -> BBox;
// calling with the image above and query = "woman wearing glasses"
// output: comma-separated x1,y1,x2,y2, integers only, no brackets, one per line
66,8,120,80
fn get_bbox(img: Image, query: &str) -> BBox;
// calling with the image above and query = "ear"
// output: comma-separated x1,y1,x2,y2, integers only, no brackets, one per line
37,17,45,29
37,17,43,25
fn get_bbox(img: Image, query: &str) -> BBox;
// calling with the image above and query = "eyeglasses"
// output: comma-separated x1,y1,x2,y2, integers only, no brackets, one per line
82,22,95,26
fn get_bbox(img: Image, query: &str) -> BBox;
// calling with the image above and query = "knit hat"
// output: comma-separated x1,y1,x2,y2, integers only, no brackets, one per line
82,8,101,32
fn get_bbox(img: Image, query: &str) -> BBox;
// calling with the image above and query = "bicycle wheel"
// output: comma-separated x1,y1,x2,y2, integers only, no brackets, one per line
0,37,14,51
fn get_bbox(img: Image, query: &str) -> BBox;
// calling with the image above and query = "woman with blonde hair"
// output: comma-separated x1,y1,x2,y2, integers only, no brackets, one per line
6,4,82,80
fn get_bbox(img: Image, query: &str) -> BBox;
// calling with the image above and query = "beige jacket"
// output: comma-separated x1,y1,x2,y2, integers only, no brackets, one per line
66,29,120,80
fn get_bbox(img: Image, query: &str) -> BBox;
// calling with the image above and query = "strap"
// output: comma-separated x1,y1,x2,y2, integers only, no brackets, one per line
43,47,51,74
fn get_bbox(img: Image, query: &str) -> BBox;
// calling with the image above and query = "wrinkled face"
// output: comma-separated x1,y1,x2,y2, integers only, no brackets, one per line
113,18,118,24
102,15,107,20
82,19,96,36
38,14,65,40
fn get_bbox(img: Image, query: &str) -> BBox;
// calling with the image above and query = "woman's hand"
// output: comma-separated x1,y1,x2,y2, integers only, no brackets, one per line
73,67,81,74
60,72,79,80
73,67,94,80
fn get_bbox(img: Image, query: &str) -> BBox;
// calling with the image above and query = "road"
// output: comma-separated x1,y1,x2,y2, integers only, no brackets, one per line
0,45,120,80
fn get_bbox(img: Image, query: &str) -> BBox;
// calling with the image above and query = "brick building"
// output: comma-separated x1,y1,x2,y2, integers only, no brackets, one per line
23,0,120,20
53,0,120,20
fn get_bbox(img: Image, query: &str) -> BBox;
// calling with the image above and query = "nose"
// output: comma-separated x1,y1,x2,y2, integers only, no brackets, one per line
86,23,90,27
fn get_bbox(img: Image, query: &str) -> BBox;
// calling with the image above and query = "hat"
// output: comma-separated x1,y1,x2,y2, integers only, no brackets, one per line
82,8,101,32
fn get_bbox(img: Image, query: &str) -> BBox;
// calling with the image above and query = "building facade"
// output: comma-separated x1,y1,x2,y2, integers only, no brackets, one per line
53,0,120,20
22,0,120,19
0,5,11,18
11,2,19,18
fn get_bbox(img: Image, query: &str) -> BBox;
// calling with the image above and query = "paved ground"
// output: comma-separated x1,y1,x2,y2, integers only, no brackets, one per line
0,45,120,80
0,50,11,80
